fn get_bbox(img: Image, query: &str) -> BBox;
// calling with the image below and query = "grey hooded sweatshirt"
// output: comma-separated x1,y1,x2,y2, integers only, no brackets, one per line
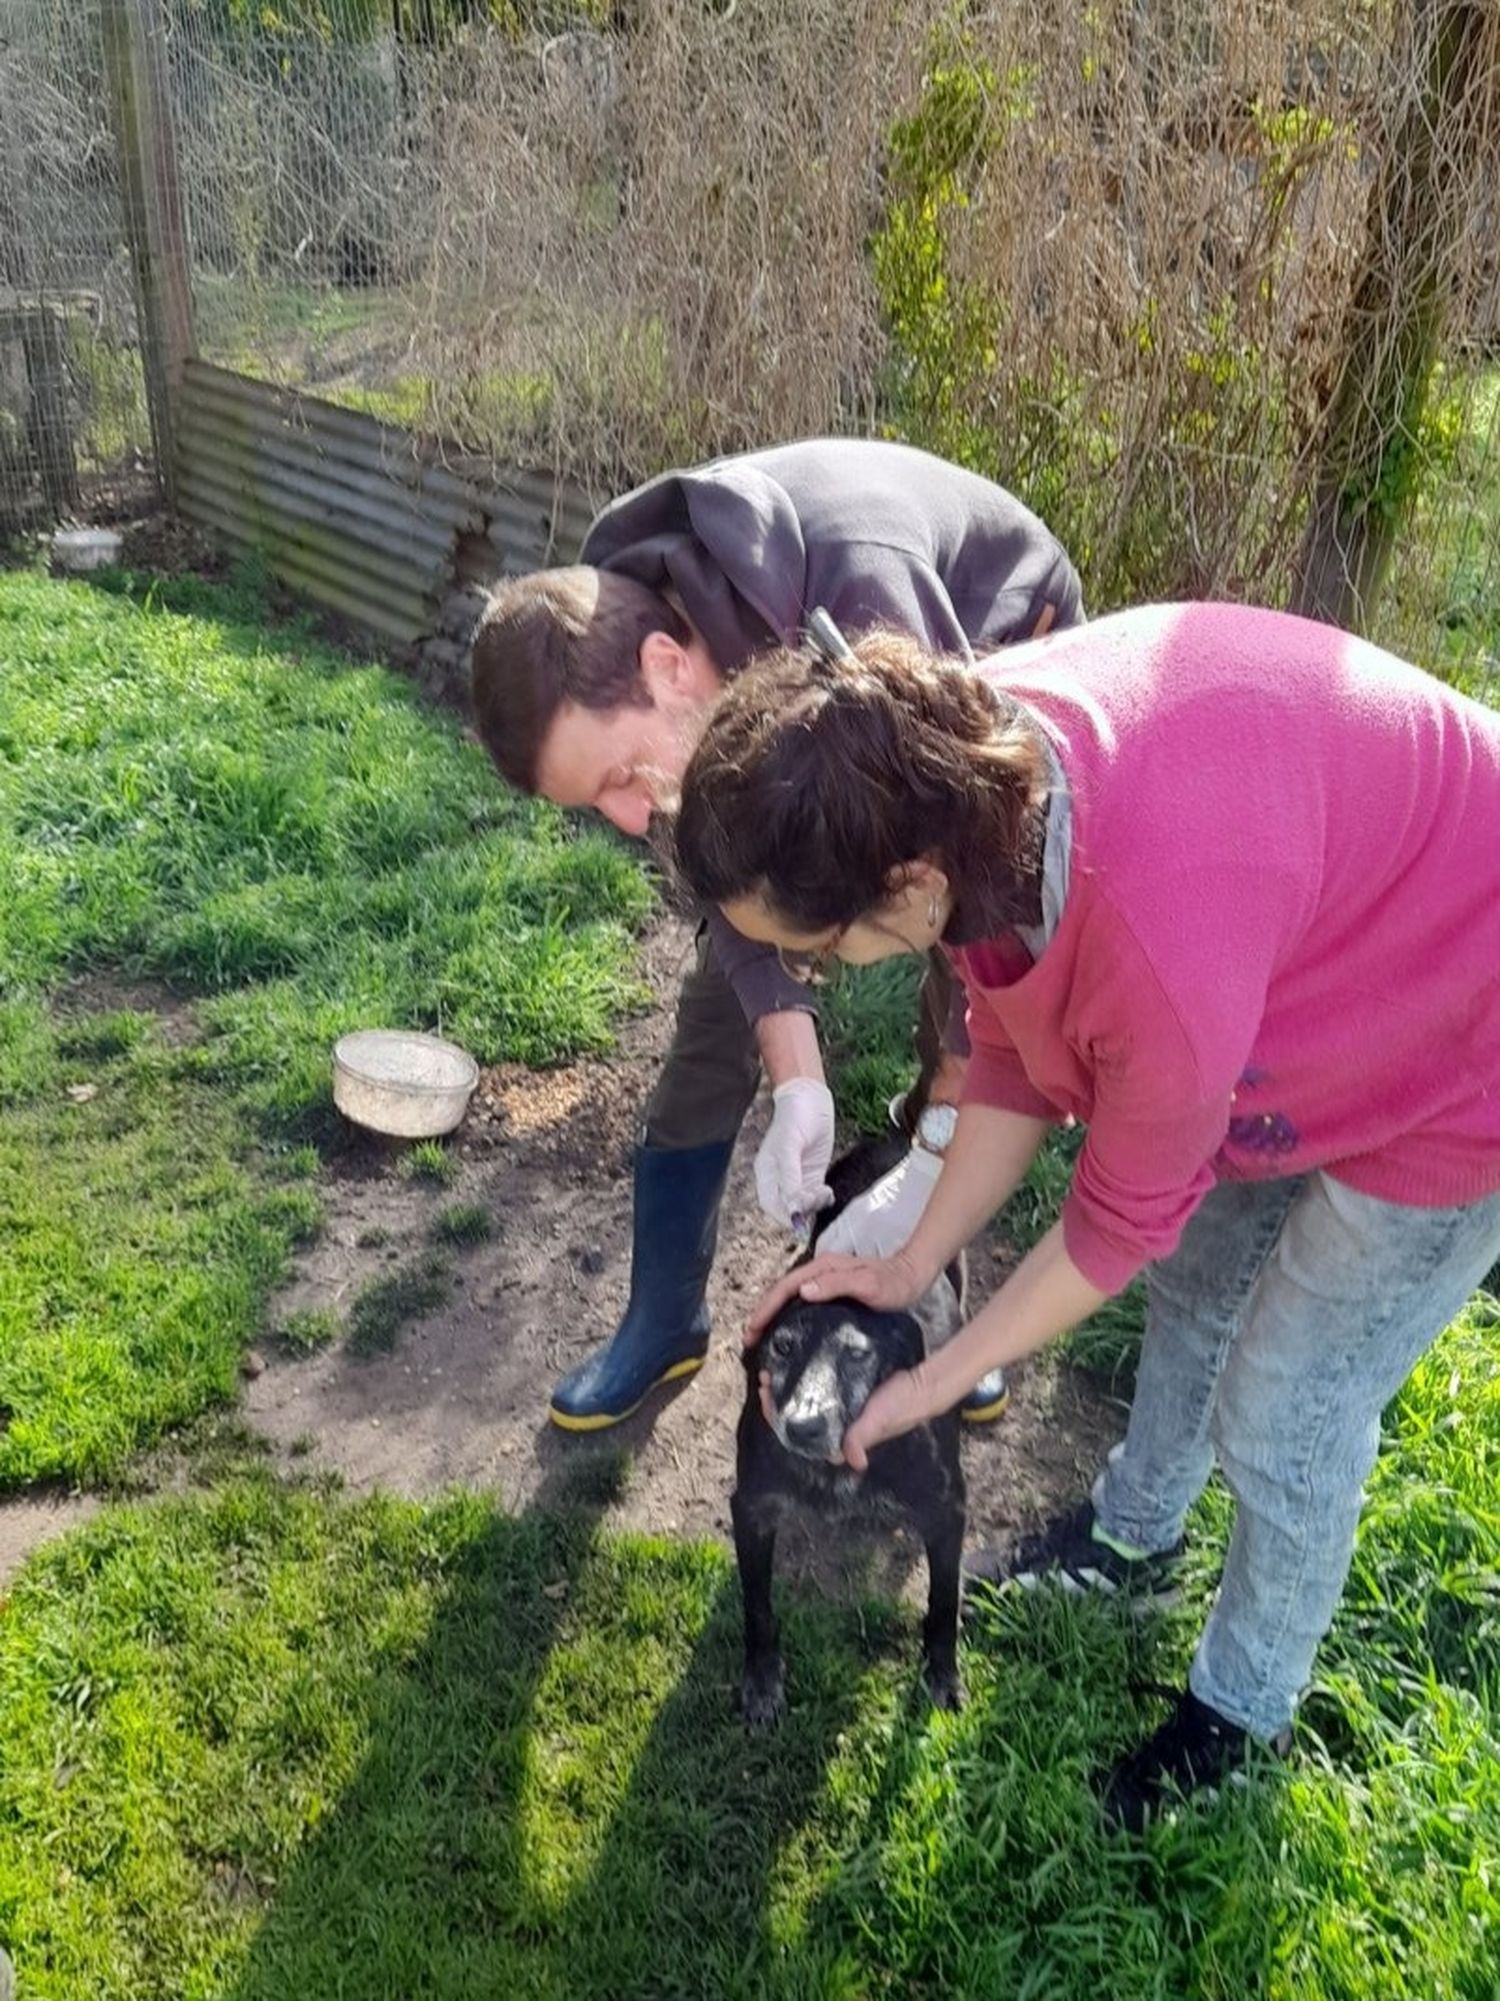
581,437,1084,1022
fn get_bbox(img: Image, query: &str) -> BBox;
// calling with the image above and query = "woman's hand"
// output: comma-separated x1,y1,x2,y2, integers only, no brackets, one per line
841,1366,932,1472
745,1247,932,1345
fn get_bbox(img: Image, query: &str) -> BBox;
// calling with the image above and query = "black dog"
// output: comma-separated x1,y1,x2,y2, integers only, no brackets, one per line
733,1138,968,1724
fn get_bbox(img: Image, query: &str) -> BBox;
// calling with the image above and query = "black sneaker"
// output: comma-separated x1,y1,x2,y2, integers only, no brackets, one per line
1097,1686,1291,1832
964,1500,1184,1600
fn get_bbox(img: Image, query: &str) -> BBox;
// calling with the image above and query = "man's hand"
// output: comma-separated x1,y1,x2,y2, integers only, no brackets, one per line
754,1077,835,1229
816,1144,943,1258
746,1246,932,1344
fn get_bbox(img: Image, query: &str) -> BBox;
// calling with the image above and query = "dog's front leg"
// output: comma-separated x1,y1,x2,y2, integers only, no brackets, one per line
731,1487,785,1725
920,1505,965,1712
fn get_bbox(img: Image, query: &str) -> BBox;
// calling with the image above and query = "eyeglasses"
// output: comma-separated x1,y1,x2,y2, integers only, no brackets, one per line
777,931,845,986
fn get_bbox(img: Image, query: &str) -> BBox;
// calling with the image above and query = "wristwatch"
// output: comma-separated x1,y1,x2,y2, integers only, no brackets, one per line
914,1103,958,1157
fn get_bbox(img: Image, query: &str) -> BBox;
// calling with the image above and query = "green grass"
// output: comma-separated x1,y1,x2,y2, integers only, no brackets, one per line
0,564,652,1133
819,956,925,1134
430,1201,495,1248
189,276,555,459
0,564,653,1483
1,1294,1497,2001
330,367,555,450
192,278,392,384
400,1138,462,1188
0,1027,319,1486
1387,362,1500,702
3,543,1497,1997
275,1307,341,1357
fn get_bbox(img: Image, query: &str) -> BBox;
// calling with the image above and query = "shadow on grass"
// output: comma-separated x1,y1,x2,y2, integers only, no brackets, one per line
86,561,341,667
763,1543,1500,2000
220,1469,881,2001
751,1581,1284,1999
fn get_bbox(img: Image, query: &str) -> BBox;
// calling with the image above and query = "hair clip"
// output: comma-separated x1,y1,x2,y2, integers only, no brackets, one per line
804,607,857,665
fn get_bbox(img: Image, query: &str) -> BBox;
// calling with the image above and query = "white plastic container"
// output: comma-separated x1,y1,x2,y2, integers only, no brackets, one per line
51,526,123,573
332,1028,479,1138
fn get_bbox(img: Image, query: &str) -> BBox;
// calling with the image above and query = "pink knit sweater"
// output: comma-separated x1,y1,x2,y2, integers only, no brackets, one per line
953,603,1500,1294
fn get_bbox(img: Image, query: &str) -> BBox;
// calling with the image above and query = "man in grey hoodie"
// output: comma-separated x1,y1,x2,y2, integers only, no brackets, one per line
471,438,1083,1431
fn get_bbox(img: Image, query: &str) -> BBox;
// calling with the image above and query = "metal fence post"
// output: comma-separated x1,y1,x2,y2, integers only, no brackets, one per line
102,0,194,505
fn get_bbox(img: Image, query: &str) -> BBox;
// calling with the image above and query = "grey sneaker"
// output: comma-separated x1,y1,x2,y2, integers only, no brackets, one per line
965,1500,1184,1599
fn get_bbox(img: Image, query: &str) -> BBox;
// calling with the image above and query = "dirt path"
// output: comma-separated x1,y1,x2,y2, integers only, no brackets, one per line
0,1493,101,1589
246,919,1125,1599
0,920,1123,1593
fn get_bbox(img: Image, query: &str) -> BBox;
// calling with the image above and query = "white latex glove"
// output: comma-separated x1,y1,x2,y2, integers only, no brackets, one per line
816,1144,944,1258
755,1077,836,1230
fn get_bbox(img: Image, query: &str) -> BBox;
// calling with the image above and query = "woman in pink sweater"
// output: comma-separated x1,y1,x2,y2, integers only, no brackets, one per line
674,601,1500,1830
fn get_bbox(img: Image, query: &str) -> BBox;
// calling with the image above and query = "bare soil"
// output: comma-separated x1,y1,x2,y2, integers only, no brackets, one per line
246,920,1125,1600
0,920,1123,1593
0,1492,102,1587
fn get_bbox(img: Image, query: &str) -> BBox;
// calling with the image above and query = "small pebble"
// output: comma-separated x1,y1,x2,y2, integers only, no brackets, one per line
240,1350,267,1380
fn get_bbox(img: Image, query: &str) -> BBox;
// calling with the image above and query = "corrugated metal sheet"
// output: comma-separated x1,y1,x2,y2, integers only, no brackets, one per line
175,361,593,647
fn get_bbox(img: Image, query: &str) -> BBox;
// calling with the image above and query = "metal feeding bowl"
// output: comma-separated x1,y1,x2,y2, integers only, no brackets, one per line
51,526,123,573
331,1029,479,1139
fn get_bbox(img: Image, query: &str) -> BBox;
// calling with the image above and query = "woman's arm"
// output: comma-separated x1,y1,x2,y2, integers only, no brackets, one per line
841,1221,1109,1469
894,1101,1051,1288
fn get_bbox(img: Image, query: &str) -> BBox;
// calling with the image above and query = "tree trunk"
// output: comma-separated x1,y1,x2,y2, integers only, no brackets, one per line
1290,1,1497,633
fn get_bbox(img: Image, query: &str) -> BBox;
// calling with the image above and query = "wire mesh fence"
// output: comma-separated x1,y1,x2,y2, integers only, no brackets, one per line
0,0,156,540
3,0,1498,694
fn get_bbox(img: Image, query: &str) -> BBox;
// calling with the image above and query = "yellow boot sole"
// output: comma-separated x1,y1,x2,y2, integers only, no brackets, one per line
960,1386,1011,1425
549,1353,706,1433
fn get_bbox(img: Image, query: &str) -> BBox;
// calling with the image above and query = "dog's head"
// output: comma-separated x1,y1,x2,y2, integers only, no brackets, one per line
751,1136,964,1465
756,1298,913,1462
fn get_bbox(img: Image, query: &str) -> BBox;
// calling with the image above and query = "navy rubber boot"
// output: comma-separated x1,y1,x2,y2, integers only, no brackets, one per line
961,1366,1010,1423
550,1138,735,1431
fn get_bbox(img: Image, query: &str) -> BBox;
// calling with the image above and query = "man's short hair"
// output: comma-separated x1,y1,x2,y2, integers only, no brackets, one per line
470,568,689,793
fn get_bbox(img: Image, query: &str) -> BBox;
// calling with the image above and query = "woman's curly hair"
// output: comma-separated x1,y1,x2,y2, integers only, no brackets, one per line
675,629,1049,933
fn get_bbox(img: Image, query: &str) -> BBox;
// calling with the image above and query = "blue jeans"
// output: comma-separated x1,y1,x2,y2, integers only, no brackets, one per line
1094,1172,1500,1742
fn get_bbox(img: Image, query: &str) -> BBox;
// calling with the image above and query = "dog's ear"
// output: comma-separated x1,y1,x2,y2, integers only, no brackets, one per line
946,1249,967,1316
907,1266,964,1353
